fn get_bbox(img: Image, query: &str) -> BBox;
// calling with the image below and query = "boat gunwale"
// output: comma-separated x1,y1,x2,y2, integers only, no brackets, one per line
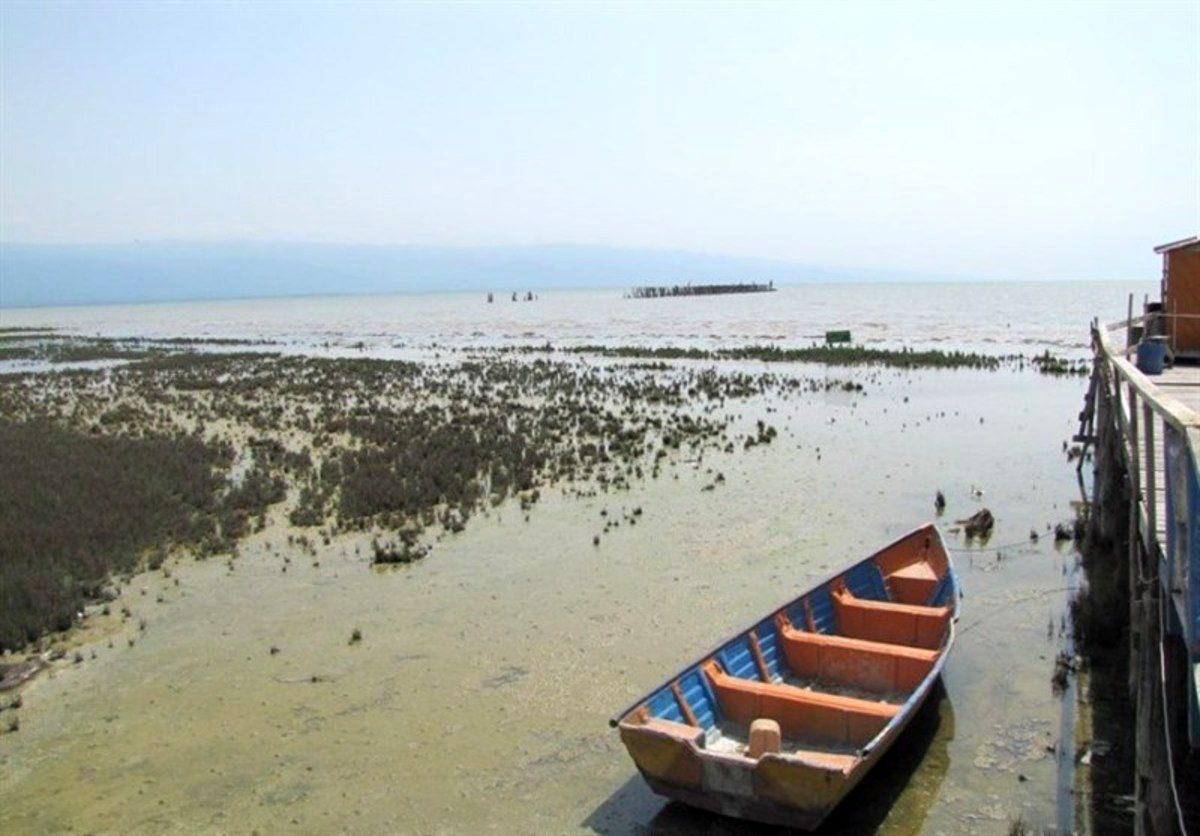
608,523,960,732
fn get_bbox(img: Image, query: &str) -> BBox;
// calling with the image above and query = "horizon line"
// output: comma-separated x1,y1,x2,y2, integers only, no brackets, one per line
0,276,1153,312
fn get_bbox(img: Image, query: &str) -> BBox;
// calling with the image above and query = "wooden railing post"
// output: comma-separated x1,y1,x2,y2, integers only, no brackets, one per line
1127,382,1139,500
1127,293,1134,349
1127,382,1141,589
1143,402,1156,556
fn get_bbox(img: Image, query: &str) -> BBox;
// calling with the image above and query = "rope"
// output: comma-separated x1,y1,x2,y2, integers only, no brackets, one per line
955,586,1074,637
946,537,1049,554
1156,586,1190,835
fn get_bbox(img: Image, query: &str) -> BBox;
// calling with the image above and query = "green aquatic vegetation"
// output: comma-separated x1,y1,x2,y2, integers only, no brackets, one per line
0,333,170,364
142,336,277,346
0,346,37,360
289,482,329,527
565,344,708,361
0,420,225,651
721,343,1004,370
0,347,835,648
556,342,1005,370
1030,350,1089,377
43,340,163,363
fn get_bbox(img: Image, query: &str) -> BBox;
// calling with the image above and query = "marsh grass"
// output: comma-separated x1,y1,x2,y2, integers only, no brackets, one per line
0,349,870,647
1030,350,1089,377
0,333,168,364
0,346,37,360
0,421,224,651
553,342,1009,370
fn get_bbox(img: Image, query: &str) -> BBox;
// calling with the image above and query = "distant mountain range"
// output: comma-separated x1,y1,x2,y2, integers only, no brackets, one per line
0,242,963,308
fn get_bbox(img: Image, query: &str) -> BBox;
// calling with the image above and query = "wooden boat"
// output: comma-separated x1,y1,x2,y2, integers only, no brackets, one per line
611,524,959,829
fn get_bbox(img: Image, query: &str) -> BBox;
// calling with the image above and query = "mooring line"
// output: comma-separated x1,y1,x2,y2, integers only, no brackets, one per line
946,537,1053,553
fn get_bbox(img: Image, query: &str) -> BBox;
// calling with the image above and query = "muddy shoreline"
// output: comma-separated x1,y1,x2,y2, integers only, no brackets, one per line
1,336,1093,833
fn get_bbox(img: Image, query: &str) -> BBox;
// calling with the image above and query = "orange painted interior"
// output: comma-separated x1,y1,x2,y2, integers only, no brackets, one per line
777,621,937,693
702,661,898,748
871,530,947,605
831,587,949,649
873,531,944,574
885,561,939,604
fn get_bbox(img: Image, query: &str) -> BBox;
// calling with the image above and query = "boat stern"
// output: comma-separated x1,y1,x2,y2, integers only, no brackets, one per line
617,710,855,829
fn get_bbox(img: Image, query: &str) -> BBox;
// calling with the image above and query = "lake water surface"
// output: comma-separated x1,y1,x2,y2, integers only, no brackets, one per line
0,279,1154,357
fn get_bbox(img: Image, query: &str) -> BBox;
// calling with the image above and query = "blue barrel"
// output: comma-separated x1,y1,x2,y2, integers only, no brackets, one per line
1136,336,1168,376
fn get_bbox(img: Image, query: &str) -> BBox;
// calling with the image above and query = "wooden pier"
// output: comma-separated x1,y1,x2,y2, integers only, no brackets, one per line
628,281,775,299
1080,313,1200,834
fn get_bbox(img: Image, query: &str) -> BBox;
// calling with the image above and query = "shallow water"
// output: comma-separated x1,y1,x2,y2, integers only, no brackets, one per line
0,361,1089,834
0,279,1155,358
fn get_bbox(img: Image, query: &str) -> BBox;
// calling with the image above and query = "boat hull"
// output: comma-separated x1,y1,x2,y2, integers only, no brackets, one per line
613,524,958,830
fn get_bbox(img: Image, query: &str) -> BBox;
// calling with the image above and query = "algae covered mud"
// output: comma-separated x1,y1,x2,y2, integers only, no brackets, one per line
0,281,1148,833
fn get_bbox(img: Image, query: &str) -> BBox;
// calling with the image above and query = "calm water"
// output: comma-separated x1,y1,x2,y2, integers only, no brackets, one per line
0,279,1155,358
0,279,1150,834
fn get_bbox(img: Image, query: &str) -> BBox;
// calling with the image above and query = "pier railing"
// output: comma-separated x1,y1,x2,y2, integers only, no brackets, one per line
1095,315,1199,577
1094,315,1199,575
1088,315,1199,832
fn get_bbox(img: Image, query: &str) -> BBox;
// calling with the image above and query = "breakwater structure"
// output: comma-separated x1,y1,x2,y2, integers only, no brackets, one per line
1078,302,1200,833
628,281,775,299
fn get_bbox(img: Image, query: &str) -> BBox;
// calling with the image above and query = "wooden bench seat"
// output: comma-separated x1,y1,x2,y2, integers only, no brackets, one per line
777,620,938,694
702,660,899,749
884,560,940,605
832,587,950,650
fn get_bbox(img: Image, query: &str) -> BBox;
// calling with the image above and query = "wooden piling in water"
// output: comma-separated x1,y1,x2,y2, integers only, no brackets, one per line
628,281,775,299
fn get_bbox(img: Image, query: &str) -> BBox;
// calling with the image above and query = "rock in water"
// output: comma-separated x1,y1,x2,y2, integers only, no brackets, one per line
960,508,994,538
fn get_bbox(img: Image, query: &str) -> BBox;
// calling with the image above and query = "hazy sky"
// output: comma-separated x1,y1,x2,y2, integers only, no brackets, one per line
1,1,1196,279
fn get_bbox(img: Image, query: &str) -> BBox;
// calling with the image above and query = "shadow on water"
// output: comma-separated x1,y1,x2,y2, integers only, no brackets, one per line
584,684,953,835
1072,538,1136,832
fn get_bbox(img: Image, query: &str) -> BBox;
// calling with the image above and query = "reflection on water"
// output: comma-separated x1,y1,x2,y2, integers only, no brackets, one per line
818,685,954,836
